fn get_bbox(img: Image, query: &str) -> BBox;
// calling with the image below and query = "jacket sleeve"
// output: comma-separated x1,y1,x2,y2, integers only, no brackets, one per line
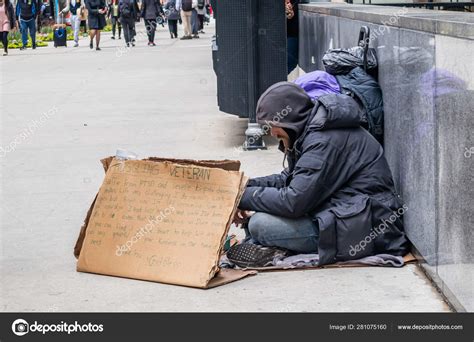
239,140,344,218
247,169,289,188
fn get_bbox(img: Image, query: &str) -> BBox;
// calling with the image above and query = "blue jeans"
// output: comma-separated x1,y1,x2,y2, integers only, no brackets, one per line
20,18,36,47
287,36,299,74
245,212,319,254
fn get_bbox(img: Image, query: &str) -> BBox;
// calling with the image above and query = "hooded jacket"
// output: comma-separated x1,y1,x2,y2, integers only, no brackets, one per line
239,82,408,265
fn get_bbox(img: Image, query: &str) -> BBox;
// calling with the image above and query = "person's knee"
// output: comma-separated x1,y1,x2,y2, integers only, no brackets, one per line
248,213,273,243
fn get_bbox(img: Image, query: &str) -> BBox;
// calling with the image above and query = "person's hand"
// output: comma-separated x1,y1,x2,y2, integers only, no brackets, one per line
233,209,253,226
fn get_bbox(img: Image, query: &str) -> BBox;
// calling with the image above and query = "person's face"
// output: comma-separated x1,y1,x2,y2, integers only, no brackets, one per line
270,126,290,150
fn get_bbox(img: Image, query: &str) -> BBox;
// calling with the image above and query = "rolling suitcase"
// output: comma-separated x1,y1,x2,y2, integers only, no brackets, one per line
53,0,67,48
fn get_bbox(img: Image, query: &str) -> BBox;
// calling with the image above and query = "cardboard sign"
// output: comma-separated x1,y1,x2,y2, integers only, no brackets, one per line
75,157,255,288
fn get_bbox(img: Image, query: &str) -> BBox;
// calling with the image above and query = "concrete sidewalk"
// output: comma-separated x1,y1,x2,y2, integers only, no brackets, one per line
0,21,450,312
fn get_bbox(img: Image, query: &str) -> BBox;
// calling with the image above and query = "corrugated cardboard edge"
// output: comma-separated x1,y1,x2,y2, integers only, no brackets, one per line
205,269,257,289
239,253,417,272
101,156,241,173
73,194,98,259
204,175,249,287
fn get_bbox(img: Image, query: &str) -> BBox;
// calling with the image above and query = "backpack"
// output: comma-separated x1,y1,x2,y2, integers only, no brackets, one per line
197,0,205,9
182,0,192,11
121,0,131,17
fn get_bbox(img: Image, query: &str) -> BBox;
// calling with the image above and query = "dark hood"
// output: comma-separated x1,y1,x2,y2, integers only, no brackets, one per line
256,82,315,142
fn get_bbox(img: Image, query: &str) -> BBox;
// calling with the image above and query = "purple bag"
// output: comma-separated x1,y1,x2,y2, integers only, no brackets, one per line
294,70,341,101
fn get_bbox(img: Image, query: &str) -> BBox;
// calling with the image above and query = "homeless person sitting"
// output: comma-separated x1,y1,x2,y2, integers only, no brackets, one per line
227,81,409,268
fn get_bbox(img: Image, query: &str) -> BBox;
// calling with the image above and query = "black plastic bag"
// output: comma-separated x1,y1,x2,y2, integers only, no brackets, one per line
322,46,378,75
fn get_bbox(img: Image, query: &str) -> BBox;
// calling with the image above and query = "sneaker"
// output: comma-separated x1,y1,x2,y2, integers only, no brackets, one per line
131,42,135,47
2,51,7,56
111,36,115,39
131,38,136,43
226,243,289,268
19,46,26,50
118,36,121,39
32,42,36,49
126,42,130,47
74,42,79,47
151,42,156,46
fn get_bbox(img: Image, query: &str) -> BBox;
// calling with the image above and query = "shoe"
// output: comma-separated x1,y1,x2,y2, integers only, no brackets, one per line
151,42,156,46
199,30,205,34
32,42,36,49
147,41,152,46
96,47,101,51
131,42,135,47
118,36,121,39
2,51,7,56
126,42,130,47
111,36,115,39
226,243,290,268
170,34,174,39
89,40,93,49
74,42,79,47
192,34,199,39
19,46,26,50
180,35,191,40
131,38,136,43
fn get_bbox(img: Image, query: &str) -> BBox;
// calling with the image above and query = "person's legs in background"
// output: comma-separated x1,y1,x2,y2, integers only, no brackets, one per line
0,32,8,55
95,29,101,49
167,19,177,38
190,9,198,38
81,20,87,34
197,14,204,33
27,18,36,49
246,212,319,254
287,36,299,74
145,18,156,45
121,19,131,45
180,10,191,38
89,29,96,49
111,16,117,38
72,15,80,46
19,19,28,49
117,19,121,39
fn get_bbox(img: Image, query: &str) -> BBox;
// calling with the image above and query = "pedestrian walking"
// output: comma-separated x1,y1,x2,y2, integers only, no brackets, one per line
195,0,207,34
108,0,121,39
164,0,178,39
119,0,135,47
68,0,81,46
15,0,39,50
141,0,161,46
79,1,87,34
0,0,15,55
85,0,106,50
176,0,194,40
190,3,197,38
